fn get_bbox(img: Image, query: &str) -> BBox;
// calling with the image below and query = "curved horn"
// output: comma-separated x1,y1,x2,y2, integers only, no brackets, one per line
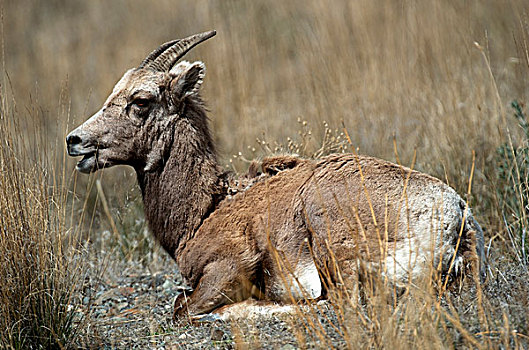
138,39,180,69
139,30,216,72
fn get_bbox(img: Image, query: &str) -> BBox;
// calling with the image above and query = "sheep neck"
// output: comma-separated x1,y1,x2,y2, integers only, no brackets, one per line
136,105,224,259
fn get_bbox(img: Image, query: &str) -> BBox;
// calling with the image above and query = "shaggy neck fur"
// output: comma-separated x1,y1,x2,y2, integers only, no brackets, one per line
136,100,224,258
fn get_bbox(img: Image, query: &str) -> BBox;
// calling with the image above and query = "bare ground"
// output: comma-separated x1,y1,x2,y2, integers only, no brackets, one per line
75,243,529,349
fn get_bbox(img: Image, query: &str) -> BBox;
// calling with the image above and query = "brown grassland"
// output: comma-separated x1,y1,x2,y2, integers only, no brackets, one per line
1,0,529,348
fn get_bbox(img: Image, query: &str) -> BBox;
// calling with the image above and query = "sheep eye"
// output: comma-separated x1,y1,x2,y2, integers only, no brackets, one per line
132,98,151,108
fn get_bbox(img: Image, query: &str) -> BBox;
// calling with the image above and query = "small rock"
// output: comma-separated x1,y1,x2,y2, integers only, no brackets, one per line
95,308,107,317
154,274,164,287
280,344,296,350
210,327,225,341
117,302,129,311
161,279,174,290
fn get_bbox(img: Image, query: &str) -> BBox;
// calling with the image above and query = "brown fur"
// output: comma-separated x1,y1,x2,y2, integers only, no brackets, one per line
66,34,486,321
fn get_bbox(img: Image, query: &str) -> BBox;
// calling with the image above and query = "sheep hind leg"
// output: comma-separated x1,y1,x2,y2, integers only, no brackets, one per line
211,299,297,321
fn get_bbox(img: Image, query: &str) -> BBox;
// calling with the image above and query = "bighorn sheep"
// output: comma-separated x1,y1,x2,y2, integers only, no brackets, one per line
66,31,486,320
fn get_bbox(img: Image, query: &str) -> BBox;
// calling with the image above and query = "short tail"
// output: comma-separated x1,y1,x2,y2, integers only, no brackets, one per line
468,214,487,282
458,210,487,283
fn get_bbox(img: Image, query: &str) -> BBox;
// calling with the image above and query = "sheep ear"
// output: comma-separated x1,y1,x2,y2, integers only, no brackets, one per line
169,61,205,99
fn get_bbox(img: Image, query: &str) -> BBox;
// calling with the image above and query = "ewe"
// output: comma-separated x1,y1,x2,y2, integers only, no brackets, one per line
67,31,486,320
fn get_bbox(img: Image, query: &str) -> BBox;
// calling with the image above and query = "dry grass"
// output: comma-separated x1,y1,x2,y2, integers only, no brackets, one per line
0,79,89,347
2,0,529,348
4,0,529,223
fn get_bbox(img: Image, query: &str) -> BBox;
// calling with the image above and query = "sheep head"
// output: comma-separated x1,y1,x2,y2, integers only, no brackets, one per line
66,31,215,173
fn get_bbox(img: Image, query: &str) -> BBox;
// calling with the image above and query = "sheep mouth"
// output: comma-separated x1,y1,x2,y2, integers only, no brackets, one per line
75,152,97,174
75,149,116,174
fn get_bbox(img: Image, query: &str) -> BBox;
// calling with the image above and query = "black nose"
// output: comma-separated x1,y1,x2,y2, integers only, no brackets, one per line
66,134,82,146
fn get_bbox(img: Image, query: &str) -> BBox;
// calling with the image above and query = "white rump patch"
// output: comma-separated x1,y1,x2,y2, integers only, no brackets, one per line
383,182,464,283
